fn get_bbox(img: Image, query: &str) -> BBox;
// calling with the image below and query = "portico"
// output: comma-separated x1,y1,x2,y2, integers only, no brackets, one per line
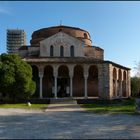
27,58,131,100
31,63,95,99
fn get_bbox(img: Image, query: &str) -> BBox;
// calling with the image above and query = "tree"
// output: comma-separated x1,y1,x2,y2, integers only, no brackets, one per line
131,77,140,97
133,61,140,77
0,53,36,102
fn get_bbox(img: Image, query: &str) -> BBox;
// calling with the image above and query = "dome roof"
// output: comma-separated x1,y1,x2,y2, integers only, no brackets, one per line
30,25,92,47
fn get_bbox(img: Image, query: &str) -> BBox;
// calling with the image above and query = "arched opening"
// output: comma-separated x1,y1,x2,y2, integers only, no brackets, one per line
43,65,53,98
122,71,127,97
118,69,122,97
88,65,98,97
59,29,62,32
113,68,117,97
73,65,84,97
58,65,69,97
60,46,64,57
118,69,122,81
31,65,39,98
70,45,74,57
50,45,54,57
84,33,88,39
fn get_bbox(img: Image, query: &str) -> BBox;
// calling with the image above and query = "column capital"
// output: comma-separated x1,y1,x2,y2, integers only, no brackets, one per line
53,65,58,78
39,72,43,78
84,64,89,78
84,75,88,79
68,65,74,78
54,73,58,78
38,65,44,78
38,65,44,72
69,74,73,78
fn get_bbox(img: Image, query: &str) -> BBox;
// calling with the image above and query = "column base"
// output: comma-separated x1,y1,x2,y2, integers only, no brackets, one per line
70,96,73,99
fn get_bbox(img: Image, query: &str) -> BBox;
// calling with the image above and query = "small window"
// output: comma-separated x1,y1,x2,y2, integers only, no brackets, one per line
50,45,53,57
84,33,88,39
70,45,74,57
60,46,64,57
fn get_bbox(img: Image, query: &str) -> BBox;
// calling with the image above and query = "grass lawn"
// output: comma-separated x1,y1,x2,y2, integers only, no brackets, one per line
82,98,137,115
0,103,48,111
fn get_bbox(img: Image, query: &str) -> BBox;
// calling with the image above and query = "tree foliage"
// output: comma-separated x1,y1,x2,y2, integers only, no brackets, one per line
131,77,140,97
0,53,36,101
133,61,140,77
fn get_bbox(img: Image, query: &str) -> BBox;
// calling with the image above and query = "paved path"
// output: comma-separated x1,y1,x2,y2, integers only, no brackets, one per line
0,100,140,139
46,99,85,112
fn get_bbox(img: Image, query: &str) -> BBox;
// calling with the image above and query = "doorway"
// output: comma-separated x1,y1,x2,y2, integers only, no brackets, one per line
57,77,70,97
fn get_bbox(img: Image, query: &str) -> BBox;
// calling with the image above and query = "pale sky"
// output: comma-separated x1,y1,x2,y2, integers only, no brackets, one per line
1,1,140,76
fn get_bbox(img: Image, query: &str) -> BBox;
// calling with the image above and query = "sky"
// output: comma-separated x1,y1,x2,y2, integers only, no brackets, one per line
0,1,140,76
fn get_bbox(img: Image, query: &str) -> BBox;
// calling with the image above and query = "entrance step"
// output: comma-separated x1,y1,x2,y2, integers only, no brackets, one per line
50,98,76,104
46,98,85,112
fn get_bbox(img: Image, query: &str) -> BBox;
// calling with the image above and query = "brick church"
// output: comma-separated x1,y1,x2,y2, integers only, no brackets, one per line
17,25,131,100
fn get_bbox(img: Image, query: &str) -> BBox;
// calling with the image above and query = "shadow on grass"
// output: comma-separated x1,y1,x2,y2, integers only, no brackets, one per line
0,104,48,111
82,98,137,115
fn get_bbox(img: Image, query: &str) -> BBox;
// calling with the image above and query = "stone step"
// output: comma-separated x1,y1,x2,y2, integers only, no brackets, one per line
50,98,76,104
46,98,85,112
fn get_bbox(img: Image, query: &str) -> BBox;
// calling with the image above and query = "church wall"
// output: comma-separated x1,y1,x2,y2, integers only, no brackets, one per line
28,47,39,56
84,46,104,60
94,47,104,60
18,50,28,58
40,32,84,57
98,63,110,99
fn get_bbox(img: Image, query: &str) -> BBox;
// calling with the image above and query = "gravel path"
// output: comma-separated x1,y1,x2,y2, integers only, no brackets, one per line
0,100,140,139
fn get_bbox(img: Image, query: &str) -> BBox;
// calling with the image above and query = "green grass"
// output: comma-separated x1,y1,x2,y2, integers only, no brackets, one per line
82,98,137,115
0,103,48,111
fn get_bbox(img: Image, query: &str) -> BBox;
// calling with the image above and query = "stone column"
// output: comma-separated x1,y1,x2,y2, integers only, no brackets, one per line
119,81,122,97
39,74,43,99
84,75,88,98
115,80,117,97
127,70,131,97
69,65,74,98
38,65,44,99
70,76,73,97
54,76,57,99
84,65,89,98
125,80,128,97
53,65,58,99
98,64,103,98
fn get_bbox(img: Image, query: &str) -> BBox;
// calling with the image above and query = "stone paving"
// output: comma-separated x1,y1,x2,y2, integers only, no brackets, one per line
46,98,85,112
0,99,140,139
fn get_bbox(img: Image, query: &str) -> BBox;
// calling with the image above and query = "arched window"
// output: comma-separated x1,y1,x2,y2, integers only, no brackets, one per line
50,45,53,57
60,46,64,57
84,33,88,39
70,45,74,57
